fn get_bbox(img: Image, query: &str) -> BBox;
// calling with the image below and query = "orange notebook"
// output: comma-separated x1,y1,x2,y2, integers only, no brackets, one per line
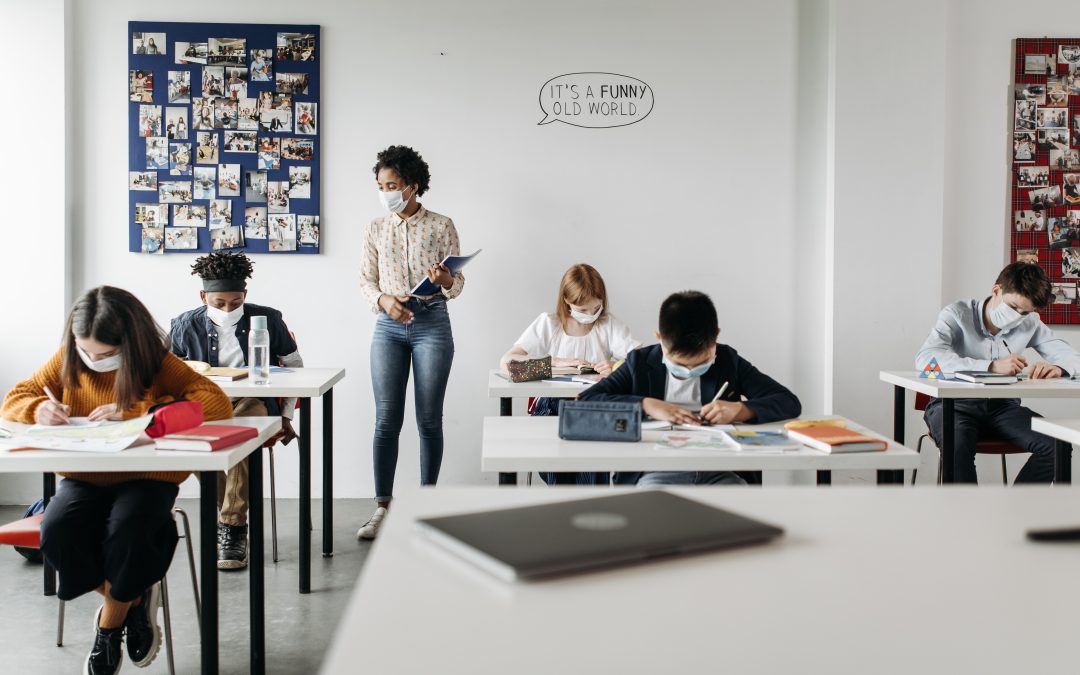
786,426,887,454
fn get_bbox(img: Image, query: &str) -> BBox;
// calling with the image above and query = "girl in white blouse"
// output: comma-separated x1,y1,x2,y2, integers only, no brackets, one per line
500,264,641,484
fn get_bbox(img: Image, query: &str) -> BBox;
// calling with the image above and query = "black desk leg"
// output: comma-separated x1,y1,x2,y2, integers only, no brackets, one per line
877,469,903,485
498,397,516,484
249,451,265,675
941,399,955,484
817,470,831,485
893,385,905,444
1056,439,1072,485
43,473,56,597
322,388,333,558
199,472,219,675
299,397,311,594
890,385,907,487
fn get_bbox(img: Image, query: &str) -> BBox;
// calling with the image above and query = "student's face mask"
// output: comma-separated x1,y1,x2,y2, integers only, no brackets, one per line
988,296,1025,332
662,355,714,380
207,304,244,327
378,185,414,214
77,345,122,373
569,304,603,325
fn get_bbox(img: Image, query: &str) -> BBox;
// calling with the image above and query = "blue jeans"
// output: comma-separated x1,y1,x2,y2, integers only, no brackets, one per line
636,471,747,487
924,398,1057,483
370,297,454,501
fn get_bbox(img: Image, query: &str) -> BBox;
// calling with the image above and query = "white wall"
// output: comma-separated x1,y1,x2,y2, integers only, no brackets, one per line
830,0,946,454
0,0,71,503
59,0,805,499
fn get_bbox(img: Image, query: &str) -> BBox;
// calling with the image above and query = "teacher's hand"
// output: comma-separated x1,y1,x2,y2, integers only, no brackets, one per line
428,263,454,289
379,294,414,324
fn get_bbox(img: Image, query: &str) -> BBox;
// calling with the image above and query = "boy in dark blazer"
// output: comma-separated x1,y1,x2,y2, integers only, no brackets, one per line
579,290,801,486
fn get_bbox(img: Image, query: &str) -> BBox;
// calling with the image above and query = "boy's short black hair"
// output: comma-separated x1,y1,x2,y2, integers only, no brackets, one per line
372,145,431,197
659,291,720,355
996,261,1052,308
191,251,253,291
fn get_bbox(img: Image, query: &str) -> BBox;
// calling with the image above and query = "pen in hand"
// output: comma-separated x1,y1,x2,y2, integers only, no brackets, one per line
42,386,71,424
712,381,730,403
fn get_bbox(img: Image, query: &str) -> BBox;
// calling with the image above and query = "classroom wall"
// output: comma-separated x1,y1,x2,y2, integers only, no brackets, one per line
0,0,72,503
829,0,947,466
60,0,805,499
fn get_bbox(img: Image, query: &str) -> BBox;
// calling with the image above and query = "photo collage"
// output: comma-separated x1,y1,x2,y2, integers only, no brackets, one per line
128,23,320,255
1013,38,1080,323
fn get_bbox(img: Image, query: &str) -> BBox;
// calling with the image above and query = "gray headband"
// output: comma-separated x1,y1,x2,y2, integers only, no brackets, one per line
202,279,247,292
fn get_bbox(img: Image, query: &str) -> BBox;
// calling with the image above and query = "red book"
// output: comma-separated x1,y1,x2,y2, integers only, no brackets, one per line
154,425,259,452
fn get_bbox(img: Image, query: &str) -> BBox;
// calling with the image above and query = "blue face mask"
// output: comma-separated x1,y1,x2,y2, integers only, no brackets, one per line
662,355,714,379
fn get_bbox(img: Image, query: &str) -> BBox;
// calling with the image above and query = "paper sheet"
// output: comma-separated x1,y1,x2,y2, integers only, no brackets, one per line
12,414,155,452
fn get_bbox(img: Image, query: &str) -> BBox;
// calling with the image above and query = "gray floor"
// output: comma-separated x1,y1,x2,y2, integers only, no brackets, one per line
0,499,376,675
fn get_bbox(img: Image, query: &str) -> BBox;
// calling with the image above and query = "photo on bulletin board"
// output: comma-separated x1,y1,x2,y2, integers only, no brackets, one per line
1011,38,1080,323
128,21,320,255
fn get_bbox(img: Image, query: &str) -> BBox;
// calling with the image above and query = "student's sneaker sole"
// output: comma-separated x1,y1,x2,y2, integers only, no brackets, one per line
130,583,162,668
86,607,124,675
217,557,248,570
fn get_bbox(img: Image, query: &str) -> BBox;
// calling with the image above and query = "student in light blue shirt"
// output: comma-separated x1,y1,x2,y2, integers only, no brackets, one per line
915,262,1080,483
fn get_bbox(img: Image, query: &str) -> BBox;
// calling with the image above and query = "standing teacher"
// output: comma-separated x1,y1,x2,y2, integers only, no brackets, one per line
357,145,464,540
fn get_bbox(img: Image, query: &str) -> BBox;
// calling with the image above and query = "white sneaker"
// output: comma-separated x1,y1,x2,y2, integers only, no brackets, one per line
356,507,387,540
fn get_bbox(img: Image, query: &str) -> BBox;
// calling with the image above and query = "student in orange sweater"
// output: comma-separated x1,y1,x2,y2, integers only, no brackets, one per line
2,286,232,675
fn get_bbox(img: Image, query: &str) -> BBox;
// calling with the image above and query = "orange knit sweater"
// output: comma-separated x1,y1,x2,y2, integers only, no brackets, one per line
2,349,233,485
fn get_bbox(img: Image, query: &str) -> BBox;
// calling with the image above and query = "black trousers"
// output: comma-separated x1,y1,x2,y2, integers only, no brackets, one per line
923,398,1056,484
41,478,179,602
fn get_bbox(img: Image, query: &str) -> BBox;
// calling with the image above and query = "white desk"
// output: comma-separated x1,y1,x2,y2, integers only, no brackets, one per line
482,416,918,486
1032,417,1080,446
0,416,280,675
487,368,591,403
880,371,1078,483
487,368,591,484
217,366,345,593
321,486,1080,674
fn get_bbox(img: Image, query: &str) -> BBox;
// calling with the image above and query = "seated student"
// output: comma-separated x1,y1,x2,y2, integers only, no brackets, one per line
915,261,1080,483
499,263,641,485
2,286,233,675
579,290,801,486
169,252,304,570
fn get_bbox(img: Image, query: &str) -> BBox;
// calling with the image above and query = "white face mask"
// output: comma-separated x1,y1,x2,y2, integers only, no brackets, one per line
378,185,414,214
77,345,122,373
207,304,244,327
569,304,603,325
988,297,1025,332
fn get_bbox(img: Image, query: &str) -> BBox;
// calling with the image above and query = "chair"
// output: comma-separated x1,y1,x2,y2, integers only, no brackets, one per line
912,392,1027,485
0,507,200,675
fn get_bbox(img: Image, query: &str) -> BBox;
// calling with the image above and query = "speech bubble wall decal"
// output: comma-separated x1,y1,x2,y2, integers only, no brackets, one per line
538,72,654,128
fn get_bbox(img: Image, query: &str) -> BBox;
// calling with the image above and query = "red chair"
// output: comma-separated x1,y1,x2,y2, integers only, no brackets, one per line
913,392,1027,485
0,509,199,674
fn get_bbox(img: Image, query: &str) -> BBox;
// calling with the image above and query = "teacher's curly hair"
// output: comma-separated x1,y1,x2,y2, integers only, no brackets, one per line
373,145,431,196
190,251,254,281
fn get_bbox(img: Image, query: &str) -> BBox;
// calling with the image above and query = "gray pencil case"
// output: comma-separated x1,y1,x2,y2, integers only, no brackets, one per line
558,400,642,442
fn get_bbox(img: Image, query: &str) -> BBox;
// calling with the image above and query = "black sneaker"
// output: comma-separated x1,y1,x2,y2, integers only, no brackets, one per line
85,607,124,675
217,522,248,570
123,584,162,667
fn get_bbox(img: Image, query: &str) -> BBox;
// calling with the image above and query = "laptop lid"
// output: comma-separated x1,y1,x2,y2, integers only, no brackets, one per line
417,491,783,581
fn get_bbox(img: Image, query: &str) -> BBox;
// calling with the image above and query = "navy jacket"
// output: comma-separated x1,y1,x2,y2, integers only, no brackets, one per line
578,343,802,484
169,303,297,417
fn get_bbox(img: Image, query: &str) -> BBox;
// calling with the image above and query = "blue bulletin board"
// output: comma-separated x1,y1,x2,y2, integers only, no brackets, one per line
128,21,320,254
